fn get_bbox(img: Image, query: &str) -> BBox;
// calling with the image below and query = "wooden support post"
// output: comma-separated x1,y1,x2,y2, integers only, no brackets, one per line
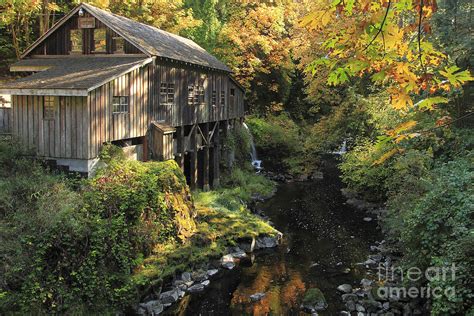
202,123,210,191
142,135,148,162
190,124,198,190
176,126,184,170
212,121,220,188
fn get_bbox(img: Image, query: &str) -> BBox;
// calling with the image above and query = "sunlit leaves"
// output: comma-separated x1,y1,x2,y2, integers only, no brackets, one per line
372,147,402,165
439,66,474,88
415,96,449,110
389,88,413,110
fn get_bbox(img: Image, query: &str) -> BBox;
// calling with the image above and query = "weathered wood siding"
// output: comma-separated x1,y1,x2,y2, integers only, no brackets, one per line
0,107,12,134
87,64,151,157
12,95,89,159
11,60,244,161
151,62,244,127
29,12,141,56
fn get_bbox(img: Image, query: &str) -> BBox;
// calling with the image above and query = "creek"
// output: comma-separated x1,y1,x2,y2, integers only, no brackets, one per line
173,156,380,315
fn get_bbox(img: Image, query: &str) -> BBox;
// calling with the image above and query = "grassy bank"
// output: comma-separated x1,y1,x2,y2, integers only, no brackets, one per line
0,140,278,314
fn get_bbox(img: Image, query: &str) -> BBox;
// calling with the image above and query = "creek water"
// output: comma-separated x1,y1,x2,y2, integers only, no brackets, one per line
173,157,380,315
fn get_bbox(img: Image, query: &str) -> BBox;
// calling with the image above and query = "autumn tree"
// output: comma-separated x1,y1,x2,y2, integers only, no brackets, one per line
298,0,472,159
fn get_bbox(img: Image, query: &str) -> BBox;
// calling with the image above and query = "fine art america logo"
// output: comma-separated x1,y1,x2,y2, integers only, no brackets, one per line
376,264,457,299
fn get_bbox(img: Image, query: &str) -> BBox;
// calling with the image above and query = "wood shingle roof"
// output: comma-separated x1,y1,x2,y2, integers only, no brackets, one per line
0,57,151,96
20,3,231,72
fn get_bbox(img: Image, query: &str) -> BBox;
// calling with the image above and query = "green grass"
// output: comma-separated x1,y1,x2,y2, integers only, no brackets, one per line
133,169,278,285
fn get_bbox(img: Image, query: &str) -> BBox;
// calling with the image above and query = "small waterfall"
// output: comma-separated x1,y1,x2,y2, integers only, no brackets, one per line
243,122,263,171
332,139,347,155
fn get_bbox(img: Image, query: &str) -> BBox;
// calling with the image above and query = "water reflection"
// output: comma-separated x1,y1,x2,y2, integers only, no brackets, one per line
180,158,380,315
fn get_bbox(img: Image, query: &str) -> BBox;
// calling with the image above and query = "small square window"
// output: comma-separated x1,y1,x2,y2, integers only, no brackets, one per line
211,90,217,107
188,84,195,106
160,83,174,104
43,96,56,120
230,88,235,97
113,96,129,113
220,91,226,106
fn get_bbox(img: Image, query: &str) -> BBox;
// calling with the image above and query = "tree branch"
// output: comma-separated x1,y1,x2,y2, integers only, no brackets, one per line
418,0,424,69
363,0,392,51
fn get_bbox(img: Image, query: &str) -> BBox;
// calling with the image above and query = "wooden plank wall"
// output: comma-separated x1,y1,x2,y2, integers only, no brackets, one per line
12,95,89,159
87,63,151,157
151,62,244,127
0,107,11,134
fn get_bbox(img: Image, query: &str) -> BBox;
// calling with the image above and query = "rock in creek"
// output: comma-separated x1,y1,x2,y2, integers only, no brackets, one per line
256,236,278,249
139,300,164,315
159,289,179,304
341,293,358,302
337,284,353,294
222,262,235,270
301,288,328,312
249,292,266,302
345,300,356,312
360,278,374,288
187,283,205,293
192,270,208,282
207,269,219,277
181,272,192,283
231,247,247,259
221,254,236,269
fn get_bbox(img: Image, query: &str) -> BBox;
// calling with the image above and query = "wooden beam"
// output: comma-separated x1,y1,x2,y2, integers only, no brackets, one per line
212,121,220,188
202,123,210,191
176,126,184,170
190,124,198,190
0,89,88,96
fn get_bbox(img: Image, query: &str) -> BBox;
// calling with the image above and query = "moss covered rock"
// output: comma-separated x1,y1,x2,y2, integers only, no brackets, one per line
302,288,328,312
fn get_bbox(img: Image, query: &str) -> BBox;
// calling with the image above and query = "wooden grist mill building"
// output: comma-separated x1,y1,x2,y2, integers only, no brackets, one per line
0,3,245,189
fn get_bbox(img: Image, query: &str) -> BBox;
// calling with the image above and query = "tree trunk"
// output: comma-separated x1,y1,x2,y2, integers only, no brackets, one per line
40,0,50,35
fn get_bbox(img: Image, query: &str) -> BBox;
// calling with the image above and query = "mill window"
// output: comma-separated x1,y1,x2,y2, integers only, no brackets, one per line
197,85,205,104
112,96,129,113
220,91,226,106
160,83,175,104
43,96,56,120
113,37,124,53
230,88,235,97
211,90,217,107
70,29,83,54
93,28,106,53
188,84,195,106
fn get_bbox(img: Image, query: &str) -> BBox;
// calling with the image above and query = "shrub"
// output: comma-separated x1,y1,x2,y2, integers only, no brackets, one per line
0,140,196,314
339,139,395,201
98,142,126,163
396,156,474,315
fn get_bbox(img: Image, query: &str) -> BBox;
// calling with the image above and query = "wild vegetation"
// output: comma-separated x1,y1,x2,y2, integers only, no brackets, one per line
0,139,276,314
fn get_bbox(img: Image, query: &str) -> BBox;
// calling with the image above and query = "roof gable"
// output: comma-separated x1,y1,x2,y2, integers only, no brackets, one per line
21,3,231,72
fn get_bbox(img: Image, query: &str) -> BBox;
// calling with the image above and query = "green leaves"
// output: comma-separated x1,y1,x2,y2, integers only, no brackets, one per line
415,96,449,110
328,68,349,85
439,66,474,88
